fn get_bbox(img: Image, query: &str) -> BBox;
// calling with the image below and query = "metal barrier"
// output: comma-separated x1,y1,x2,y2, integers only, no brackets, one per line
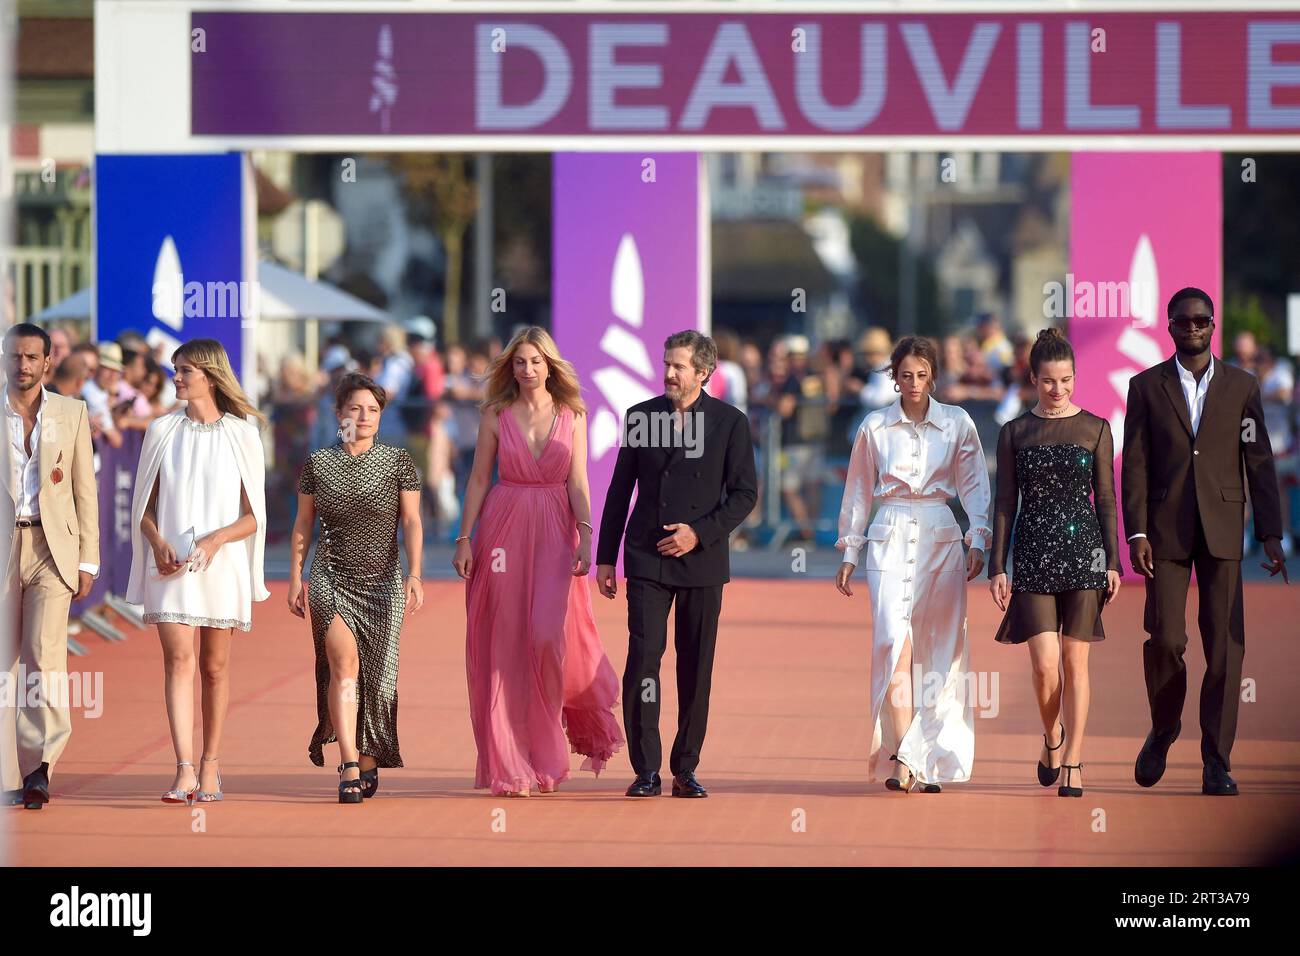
67,430,144,655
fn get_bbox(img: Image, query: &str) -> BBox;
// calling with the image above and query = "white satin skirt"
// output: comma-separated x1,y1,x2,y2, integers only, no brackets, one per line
859,498,974,785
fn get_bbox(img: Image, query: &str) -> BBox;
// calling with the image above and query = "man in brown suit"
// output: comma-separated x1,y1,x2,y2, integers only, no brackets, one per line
1,323,100,809
1122,288,1287,796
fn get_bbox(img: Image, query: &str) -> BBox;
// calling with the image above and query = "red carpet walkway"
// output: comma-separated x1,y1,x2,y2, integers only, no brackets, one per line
5,580,1299,866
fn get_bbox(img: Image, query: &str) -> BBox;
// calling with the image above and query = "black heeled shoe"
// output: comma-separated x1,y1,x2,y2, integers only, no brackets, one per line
338,761,363,804
1038,722,1066,787
885,754,916,792
1058,763,1083,798
359,767,379,799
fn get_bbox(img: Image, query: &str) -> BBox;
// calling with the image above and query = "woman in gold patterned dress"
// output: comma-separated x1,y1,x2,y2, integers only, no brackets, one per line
288,373,424,804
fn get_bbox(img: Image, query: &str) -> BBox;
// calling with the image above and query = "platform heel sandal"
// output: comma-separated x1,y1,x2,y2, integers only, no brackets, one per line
359,767,379,799
338,761,364,804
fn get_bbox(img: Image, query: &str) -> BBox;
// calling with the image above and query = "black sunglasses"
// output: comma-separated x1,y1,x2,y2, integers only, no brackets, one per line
1170,315,1213,331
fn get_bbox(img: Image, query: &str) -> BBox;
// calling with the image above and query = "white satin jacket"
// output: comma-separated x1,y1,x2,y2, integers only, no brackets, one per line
836,398,992,566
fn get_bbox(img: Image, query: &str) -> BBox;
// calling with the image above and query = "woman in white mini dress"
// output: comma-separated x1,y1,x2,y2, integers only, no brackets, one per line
127,339,269,805
834,336,992,792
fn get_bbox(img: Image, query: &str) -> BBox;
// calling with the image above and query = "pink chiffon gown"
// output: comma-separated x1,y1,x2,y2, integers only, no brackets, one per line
464,403,625,794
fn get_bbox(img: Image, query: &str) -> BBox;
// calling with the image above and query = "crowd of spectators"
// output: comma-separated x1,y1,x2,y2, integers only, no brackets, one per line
30,310,1300,556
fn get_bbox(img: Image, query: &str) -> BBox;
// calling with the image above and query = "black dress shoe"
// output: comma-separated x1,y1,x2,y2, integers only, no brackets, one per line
625,772,662,797
1135,721,1180,788
22,765,50,810
671,771,708,798
1202,759,1239,796
3,789,23,806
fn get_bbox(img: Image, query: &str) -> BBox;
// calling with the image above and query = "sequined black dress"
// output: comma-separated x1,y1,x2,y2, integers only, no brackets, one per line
299,442,422,766
989,410,1121,644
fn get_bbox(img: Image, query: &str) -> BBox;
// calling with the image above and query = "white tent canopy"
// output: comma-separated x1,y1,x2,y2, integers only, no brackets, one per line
256,260,389,323
27,260,391,325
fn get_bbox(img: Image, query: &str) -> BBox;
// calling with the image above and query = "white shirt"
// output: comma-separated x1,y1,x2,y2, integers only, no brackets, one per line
836,397,992,566
1176,354,1213,436
4,386,100,577
1128,356,1215,543
5,386,46,518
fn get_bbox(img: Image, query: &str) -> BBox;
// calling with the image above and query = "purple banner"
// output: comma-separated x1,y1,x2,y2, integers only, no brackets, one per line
192,11,1300,139
552,153,705,568
71,430,142,615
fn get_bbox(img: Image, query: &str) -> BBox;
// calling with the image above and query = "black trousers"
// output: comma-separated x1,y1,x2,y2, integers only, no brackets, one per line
1142,510,1246,769
623,577,724,777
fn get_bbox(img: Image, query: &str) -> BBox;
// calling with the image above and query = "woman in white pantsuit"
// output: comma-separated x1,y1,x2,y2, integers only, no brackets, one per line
835,337,992,792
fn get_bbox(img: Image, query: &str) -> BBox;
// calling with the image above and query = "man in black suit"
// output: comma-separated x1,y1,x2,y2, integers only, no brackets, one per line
1122,287,1288,796
597,331,757,798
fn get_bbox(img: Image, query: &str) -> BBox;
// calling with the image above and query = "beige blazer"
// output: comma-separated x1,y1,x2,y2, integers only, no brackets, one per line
2,390,100,590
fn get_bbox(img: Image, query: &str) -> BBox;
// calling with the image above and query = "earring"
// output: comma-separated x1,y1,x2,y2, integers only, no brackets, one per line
893,383,901,393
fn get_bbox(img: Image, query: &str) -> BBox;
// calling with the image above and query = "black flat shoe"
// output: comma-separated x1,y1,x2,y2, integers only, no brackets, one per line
625,772,662,797
22,766,49,810
337,761,363,804
1058,763,1083,798
1202,759,1239,796
1135,721,1180,788
920,783,942,793
671,771,708,798
360,767,379,799
1038,722,1065,787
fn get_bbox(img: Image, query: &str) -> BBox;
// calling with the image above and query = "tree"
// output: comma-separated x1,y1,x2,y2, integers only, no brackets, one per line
388,154,478,344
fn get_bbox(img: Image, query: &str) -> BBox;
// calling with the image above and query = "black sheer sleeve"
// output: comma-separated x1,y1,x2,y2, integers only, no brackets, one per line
1092,418,1121,572
988,418,1018,577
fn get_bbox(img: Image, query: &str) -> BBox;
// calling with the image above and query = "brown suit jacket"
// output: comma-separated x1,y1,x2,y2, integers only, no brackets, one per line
2,389,100,590
1121,356,1282,561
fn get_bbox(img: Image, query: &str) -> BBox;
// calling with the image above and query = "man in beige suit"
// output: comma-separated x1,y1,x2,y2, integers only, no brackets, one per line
2,323,99,809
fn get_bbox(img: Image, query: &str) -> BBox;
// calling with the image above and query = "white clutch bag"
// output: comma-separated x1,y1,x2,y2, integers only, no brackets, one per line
151,526,196,576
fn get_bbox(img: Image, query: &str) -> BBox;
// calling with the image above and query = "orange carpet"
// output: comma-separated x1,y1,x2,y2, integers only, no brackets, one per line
6,579,1299,866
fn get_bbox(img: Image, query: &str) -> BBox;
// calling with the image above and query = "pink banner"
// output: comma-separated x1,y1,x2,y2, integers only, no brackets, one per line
1068,152,1222,569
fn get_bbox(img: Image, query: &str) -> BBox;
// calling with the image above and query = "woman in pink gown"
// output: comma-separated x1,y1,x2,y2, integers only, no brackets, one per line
454,327,624,796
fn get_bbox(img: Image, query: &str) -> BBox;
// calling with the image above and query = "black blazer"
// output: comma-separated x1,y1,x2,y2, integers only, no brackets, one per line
597,392,757,587
1121,356,1282,560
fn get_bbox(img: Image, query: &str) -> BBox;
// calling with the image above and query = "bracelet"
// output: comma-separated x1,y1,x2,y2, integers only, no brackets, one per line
577,521,594,533
455,535,471,543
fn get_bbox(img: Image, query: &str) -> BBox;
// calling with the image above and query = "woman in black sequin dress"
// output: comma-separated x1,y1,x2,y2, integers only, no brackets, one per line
288,373,424,803
989,330,1121,798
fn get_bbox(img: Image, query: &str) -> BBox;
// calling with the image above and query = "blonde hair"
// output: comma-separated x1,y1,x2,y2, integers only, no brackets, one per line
481,327,585,417
172,338,265,423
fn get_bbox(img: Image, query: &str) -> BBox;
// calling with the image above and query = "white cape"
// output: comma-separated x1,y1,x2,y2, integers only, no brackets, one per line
126,409,271,606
